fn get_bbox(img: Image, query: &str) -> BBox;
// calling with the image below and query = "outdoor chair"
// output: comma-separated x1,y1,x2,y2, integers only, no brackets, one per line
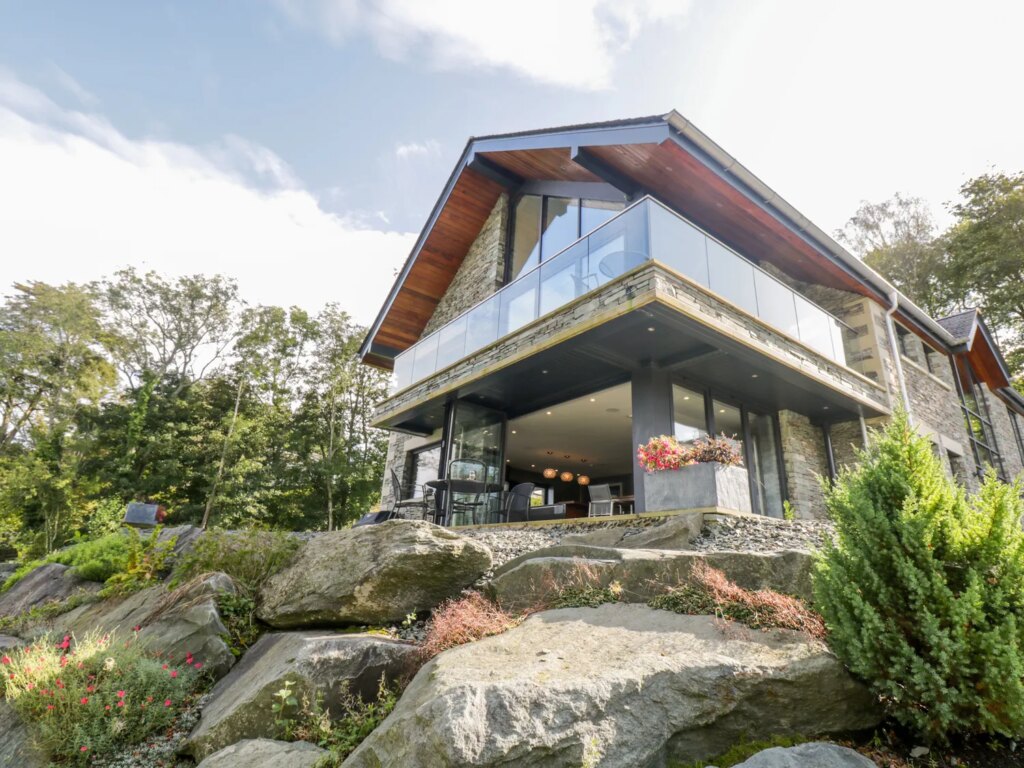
587,484,622,517
493,482,535,524
447,458,489,525
390,468,433,521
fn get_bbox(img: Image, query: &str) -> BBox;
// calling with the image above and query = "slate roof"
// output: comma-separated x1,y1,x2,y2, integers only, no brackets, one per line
936,309,979,342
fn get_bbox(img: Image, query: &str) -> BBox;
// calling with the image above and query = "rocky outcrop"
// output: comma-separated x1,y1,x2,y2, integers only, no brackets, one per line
196,738,328,768
41,572,237,678
0,563,102,618
257,520,492,627
343,604,880,768
488,545,814,612
561,512,704,550
728,742,878,767
0,700,48,768
185,631,419,761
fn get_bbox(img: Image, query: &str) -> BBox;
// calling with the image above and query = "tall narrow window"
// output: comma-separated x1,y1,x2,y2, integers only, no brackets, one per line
953,356,1005,480
510,195,542,280
1010,406,1024,466
672,385,707,443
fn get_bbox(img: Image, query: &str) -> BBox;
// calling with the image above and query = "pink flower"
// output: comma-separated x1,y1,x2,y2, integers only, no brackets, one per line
1,656,10,665
59,636,70,650
46,704,54,711
79,697,88,705
105,705,111,711
116,690,125,698
164,699,172,707
170,670,178,678
80,746,88,752
193,662,203,670
116,701,125,708
132,625,142,632
161,664,168,670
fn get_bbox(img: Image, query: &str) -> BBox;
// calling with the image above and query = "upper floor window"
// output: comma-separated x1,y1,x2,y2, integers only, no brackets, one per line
1009,406,1024,466
953,356,1005,480
508,194,623,282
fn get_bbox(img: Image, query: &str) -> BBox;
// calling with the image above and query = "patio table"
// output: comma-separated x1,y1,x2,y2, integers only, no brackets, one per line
425,478,502,526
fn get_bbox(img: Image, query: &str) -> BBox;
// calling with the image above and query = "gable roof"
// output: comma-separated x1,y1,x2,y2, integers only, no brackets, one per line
358,111,967,370
936,308,979,342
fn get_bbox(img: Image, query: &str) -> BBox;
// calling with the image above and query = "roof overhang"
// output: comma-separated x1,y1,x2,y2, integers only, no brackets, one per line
359,111,969,369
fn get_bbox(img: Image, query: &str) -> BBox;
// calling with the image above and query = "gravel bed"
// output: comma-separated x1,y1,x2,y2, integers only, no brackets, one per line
689,515,835,552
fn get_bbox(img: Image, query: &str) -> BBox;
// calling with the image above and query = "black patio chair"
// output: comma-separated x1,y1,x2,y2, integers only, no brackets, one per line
493,482,535,524
390,468,433,521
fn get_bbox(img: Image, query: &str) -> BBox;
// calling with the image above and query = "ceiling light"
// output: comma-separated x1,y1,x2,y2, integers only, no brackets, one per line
823,405,830,410
541,369,548,374
577,475,591,486
511,430,517,434
543,468,557,479
683,396,690,401
559,471,575,483
531,464,536,468
751,374,759,378
647,327,656,332
546,411,552,415
589,398,596,402
719,409,726,413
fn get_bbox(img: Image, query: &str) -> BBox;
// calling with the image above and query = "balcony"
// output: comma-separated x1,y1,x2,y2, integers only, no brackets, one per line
393,196,849,392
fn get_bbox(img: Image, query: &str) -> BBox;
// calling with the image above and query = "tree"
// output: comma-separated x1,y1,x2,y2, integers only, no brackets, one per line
0,282,114,451
836,194,955,317
814,411,1024,742
946,172,1024,375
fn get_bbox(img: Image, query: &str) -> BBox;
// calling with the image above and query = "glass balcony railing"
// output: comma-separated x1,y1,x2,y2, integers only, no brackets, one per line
393,196,849,391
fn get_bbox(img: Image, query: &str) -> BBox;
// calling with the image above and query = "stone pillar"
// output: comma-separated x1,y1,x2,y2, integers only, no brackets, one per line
777,410,829,519
630,367,674,514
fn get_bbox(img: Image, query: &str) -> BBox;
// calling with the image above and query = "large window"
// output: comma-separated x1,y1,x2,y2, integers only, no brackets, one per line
1009,406,1024,466
953,356,1005,480
507,194,624,281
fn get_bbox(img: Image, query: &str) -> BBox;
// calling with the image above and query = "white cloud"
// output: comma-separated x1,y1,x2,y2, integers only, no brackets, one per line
274,0,690,90
394,139,440,160
0,71,414,325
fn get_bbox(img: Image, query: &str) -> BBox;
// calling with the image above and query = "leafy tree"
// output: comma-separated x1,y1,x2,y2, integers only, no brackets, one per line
814,411,1024,742
946,172,1024,374
836,194,954,317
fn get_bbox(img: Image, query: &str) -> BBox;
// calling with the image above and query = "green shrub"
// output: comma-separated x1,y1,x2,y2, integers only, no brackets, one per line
813,410,1024,742
2,630,201,764
217,592,262,657
99,527,177,598
551,581,623,609
3,533,131,592
673,734,806,768
170,529,300,596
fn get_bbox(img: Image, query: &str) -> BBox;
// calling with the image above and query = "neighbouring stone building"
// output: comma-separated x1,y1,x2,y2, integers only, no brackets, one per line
363,112,1024,523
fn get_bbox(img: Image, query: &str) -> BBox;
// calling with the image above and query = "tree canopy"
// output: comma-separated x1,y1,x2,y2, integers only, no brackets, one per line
0,273,390,557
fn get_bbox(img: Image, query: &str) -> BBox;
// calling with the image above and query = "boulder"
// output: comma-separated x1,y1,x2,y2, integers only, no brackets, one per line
157,524,205,562
488,545,814,612
196,738,328,768
257,520,492,627
561,512,704,550
343,604,880,768
0,700,48,768
41,572,237,678
0,635,24,652
185,631,419,761
730,742,877,767
0,563,102,619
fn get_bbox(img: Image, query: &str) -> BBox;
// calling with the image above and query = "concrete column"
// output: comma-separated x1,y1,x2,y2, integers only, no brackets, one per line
630,366,674,513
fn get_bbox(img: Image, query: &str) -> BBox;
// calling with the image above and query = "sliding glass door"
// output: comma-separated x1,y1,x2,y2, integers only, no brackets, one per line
445,400,505,525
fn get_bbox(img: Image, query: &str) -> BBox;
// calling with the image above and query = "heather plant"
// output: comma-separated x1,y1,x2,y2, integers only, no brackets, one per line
2,630,200,764
419,592,519,661
814,410,1024,742
650,562,826,640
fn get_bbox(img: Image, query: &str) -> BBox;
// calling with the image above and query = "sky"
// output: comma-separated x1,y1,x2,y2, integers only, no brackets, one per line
1,0,1022,325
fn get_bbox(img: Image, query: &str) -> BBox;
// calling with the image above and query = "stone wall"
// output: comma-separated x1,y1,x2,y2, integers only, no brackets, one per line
423,195,508,335
829,420,865,472
778,410,828,519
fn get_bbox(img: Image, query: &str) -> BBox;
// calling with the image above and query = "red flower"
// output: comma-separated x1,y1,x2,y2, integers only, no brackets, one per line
1,656,10,665
104,705,110,711
116,690,125,698
79,697,89,705
163,699,172,707
46,705,54,711
193,662,203,670
170,670,178,678
80,746,88,752
116,701,125,708
132,625,142,632
58,636,71,650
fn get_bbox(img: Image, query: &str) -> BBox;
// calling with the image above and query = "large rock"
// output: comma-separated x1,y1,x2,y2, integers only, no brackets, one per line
0,563,102,618
488,545,814,612
561,512,704,550
196,738,327,768
185,631,419,761
0,700,48,768
730,742,877,767
343,604,880,768
258,520,492,627
41,572,238,678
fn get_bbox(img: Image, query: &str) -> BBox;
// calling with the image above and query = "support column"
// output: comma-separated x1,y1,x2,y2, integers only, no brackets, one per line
630,366,674,514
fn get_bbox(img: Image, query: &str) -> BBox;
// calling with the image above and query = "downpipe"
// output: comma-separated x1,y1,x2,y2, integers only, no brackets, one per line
884,291,914,426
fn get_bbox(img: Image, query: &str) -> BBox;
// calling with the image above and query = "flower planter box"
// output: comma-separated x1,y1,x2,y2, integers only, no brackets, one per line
643,462,752,514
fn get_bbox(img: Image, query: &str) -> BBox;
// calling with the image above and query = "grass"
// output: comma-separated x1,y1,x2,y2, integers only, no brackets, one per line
0,590,100,635
3,534,131,592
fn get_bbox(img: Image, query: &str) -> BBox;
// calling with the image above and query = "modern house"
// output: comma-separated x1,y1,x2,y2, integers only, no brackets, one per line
359,112,1024,523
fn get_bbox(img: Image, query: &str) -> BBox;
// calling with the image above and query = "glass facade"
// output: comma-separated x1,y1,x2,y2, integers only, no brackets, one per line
393,197,851,391
672,385,707,442
953,356,1005,480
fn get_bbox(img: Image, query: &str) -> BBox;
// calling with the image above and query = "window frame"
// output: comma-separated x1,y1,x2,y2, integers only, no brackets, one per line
951,355,1005,481
1009,406,1024,466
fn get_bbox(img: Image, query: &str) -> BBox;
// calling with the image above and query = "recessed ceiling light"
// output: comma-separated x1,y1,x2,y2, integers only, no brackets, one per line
531,464,535,468
589,398,596,402
546,411,552,415
823,405,830,410
683,396,690,400
506,459,510,462
541,369,548,374
647,327,656,332
751,373,759,378
511,430,517,434
719,409,726,413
